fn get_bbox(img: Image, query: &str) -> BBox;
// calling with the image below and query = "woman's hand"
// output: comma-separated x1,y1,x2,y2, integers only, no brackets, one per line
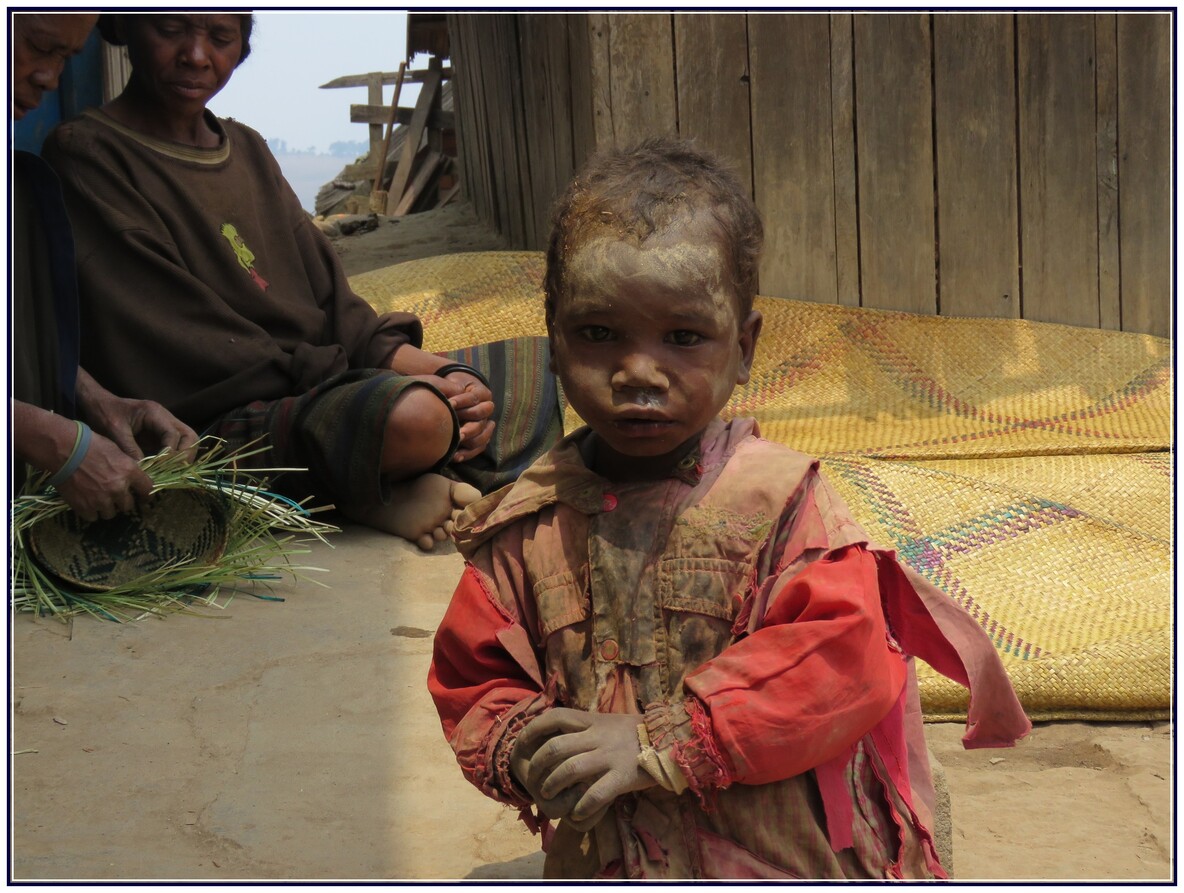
511,708,656,830
386,347,497,463
432,371,496,462
76,368,198,461
12,400,156,522
56,434,155,521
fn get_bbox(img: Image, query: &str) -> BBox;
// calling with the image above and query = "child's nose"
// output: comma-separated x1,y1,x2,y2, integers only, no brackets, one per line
612,353,667,390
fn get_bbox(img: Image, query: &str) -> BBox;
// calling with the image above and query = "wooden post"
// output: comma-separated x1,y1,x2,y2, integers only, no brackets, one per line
369,62,407,213
385,67,443,215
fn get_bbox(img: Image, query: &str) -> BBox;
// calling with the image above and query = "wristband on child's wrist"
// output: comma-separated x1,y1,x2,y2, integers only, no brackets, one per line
435,362,491,390
636,721,690,794
47,420,93,487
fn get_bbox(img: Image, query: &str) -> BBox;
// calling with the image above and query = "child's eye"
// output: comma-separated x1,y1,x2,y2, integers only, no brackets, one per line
579,326,614,343
668,330,704,347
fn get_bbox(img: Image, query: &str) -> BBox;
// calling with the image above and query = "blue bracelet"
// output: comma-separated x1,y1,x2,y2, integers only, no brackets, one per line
47,421,92,487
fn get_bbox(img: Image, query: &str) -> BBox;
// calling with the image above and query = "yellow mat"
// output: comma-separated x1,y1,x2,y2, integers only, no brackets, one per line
351,251,1173,721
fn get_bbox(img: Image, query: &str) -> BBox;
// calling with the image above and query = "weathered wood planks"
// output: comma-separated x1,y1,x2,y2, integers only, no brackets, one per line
450,12,1171,336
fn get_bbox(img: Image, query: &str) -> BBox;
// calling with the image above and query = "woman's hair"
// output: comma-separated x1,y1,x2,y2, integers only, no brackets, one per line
545,136,764,318
96,13,254,66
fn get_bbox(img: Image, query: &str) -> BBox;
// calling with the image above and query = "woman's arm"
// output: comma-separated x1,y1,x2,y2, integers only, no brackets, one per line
13,398,153,520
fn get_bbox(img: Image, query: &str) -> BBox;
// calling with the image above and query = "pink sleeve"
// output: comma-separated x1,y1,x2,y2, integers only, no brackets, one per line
683,544,906,785
428,565,547,807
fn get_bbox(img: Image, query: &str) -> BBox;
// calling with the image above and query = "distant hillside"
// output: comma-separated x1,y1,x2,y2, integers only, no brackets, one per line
268,138,368,159
272,151,357,214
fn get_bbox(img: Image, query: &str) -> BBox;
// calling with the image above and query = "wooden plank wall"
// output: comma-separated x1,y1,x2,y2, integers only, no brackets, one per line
449,12,1172,337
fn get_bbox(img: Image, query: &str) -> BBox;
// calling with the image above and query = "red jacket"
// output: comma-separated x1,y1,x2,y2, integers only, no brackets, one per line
429,418,1030,879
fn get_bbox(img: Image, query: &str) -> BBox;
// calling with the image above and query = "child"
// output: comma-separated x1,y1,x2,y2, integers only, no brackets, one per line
428,138,1030,880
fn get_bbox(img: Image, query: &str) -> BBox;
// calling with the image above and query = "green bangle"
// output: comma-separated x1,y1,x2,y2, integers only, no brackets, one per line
47,421,92,487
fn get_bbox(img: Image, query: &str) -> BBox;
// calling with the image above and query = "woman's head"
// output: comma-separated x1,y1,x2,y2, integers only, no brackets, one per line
11,13,98,121
98,13,253,64
98,14,252,117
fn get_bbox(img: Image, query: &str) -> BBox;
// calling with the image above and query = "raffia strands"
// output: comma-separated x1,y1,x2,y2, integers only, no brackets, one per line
11,438,339,623
350,251,1172,722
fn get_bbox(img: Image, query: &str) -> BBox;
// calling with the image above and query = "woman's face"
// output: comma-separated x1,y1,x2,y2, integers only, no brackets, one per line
11,14,97,120
123,14,243,116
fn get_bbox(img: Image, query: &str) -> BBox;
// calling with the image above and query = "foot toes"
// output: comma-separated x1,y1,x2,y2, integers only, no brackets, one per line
416,532,437,551
433,525,448,543
450,482,482,509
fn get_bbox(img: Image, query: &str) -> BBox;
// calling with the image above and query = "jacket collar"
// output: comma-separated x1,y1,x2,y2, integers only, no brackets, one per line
453,417,760,554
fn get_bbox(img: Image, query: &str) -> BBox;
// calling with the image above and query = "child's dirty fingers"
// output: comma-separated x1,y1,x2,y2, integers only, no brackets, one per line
535,785,585,822
515,708,592,755
569,767,644,826
563,801,610,832
537,750,603,800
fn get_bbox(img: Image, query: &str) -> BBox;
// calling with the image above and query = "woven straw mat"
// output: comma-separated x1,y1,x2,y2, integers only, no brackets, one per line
351,251,1172,721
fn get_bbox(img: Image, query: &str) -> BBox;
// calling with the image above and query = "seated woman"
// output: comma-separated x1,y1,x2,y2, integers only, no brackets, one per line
12,12,198,522
43,13,510,550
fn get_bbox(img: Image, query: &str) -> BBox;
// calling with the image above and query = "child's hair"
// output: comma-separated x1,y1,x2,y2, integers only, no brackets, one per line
545,136,763,318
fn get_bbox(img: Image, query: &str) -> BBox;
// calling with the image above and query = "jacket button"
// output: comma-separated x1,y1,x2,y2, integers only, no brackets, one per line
599,638,619,660
601,493,618,512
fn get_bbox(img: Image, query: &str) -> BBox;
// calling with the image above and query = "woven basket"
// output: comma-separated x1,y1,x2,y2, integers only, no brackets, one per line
28,488,232,592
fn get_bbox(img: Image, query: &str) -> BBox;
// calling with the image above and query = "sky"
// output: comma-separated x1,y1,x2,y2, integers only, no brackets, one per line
209,10,422,155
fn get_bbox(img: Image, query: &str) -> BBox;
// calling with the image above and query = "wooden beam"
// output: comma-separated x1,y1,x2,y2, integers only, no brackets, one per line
349,105,455,129
1116,12,1171,337
855,14,937,314
1018,14,1100,328
319,68,452,89
392,149,445,216
386,68,443,214
750,14,838,304
933,13,1019,318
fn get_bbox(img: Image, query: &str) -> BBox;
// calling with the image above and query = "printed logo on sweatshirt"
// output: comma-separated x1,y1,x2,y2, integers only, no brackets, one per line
220,223,270,291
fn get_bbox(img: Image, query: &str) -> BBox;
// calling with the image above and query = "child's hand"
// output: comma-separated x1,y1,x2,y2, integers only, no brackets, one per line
512,708,656,830
509,719,590,825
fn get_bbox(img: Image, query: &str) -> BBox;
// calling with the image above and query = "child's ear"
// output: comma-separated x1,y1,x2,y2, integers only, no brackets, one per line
544,299,559,373
735,310,762,385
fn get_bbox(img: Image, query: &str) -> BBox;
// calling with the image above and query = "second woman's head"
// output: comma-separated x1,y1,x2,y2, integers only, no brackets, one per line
99,14,252,115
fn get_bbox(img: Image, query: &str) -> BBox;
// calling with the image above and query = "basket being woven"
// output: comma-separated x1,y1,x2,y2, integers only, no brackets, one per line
28,488,231,592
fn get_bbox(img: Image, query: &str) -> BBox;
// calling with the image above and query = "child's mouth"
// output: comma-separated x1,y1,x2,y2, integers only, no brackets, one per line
613,416,675,438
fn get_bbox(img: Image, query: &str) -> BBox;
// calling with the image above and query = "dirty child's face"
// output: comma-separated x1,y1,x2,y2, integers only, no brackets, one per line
548,212,761,481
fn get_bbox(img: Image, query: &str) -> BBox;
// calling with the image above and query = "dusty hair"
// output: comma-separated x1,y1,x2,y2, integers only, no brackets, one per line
97,13,254,66
545,136,763,319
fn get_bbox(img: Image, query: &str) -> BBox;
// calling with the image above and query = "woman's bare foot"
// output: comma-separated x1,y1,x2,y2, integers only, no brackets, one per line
341,473,481,550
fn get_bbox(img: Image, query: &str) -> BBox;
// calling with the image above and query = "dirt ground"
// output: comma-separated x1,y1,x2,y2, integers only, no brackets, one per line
8,206,1173,883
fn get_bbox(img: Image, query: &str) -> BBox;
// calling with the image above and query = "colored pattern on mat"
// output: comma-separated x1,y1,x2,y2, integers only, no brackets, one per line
350,251,1172,721
822,454,1171,721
